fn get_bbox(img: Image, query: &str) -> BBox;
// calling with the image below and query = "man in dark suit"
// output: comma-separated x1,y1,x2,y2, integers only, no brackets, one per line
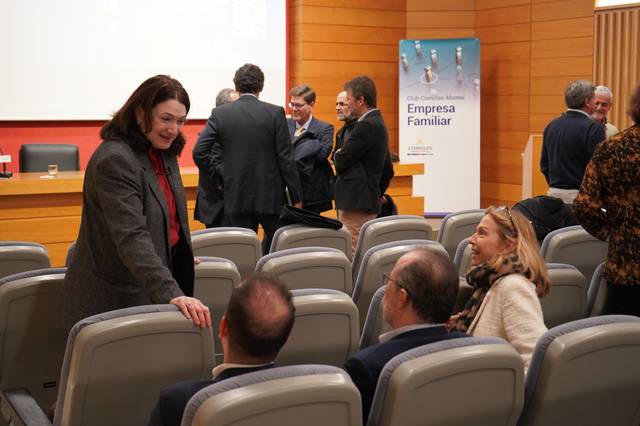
193,64,302,253
193,88,238,228
334,76,390,251
287,84,335,213
541,79,606,204
148,275,296,426
344,248,465,423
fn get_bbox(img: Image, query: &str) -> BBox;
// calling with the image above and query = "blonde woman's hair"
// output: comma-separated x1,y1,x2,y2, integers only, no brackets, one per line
484,206,551,297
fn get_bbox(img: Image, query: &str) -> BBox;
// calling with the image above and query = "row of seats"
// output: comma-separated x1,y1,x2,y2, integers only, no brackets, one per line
2,305,639,426
0,251,615,422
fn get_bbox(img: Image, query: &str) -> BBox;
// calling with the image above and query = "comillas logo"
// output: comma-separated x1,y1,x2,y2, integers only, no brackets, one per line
407,138,434,156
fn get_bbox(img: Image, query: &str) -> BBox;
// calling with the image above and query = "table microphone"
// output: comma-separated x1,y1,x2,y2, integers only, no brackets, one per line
0,147,12,178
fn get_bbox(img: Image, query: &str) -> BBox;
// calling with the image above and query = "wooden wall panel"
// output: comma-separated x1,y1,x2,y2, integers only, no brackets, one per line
290,0,598,209
594,5,640,131
290,1,405,155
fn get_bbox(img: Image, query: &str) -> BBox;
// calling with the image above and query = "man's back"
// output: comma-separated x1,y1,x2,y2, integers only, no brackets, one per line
541,110,605,190
345,325,465,422
210,95,300,214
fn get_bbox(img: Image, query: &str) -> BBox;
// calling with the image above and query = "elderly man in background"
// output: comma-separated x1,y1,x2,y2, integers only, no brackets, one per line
193,88,239,228
540,80,605,204
592,85,619,138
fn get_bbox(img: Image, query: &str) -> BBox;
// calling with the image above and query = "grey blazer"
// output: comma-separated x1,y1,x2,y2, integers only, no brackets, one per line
63,138,194,330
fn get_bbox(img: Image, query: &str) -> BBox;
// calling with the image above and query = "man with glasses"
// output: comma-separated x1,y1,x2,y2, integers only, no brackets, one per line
344,248,465,423
286,84,335,213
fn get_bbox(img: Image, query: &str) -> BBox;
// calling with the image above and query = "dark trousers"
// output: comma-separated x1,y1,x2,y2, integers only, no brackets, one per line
225,213,280,255
604,284,640,317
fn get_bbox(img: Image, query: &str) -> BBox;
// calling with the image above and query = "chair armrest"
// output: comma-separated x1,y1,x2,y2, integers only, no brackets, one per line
0,388,52,426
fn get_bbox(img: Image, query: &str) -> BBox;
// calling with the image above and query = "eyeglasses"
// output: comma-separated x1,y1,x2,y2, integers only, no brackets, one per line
288,102,307,109
336,101,348,107
383,272,412,298
497,205,518,236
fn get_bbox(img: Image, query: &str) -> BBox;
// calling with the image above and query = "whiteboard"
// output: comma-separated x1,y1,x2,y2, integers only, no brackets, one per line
0,0,287,120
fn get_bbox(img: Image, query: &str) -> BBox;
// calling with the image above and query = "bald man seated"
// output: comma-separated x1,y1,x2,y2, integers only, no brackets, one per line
344,249,466,423
148,275,295,426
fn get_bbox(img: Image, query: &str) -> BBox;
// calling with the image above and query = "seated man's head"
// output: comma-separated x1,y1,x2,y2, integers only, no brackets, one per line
220,274,295,364
382,248,458,329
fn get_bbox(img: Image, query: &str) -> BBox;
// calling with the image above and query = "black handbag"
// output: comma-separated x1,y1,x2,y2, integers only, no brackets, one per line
278,204,343,230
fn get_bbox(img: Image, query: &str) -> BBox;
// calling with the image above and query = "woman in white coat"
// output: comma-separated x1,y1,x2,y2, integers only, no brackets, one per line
448,206,550,370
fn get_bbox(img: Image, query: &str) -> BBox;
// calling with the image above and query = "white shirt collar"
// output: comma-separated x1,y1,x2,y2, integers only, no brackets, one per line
378,323,440,343
240,93,259,99
211,361,273,379
296,115,313,131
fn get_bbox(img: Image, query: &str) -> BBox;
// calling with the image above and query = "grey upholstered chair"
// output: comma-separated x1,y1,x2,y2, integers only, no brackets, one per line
277,289,359,367
191,227,261,278
1,305,215,426
0,241,50,279
269,224,353,260
0,268,67,414
194,256,240,365
181,365,362,426
587,262,607,317
19,143,80,173
437,209,484,260
367,336,524,426
540,225,607,284
541,263,588,328
519,315,640,426
256,247,352,293
352,215,434,283
359,285,391,349
352,240,447,331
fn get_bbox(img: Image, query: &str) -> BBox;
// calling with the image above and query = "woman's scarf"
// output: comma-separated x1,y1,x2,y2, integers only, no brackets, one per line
446,254,524,333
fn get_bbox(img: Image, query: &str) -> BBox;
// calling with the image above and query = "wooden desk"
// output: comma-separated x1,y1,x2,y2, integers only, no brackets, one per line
0,164,424,266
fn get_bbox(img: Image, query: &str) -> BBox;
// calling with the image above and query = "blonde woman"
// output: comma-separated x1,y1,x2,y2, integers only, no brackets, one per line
448,206,550,370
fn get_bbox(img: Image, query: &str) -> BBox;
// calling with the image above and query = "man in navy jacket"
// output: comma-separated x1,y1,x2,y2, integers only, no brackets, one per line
541,80,606,204
148,275,295,426
344,249,466,423
287,84,335,213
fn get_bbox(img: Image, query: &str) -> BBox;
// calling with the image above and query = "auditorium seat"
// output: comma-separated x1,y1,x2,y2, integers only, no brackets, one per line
1,305,214,426
0,241,50,279
453,237,472,278
194,257,240,365
277,289,359,367
255,247,352,293
359,285,391,349
437,209,484,260
519,315,640,426
540,225,607,284
269,224,352,261
19,143,80,173
191,227,261,278
367,336,524,426
587,262,606,317
351,215,434,283
541,263,588,328
352,240,447,330
64,241,76,267
181,365,362,426
0,268,67,414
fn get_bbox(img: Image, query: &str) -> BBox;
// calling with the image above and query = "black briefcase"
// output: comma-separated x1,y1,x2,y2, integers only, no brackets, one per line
278,204,343,230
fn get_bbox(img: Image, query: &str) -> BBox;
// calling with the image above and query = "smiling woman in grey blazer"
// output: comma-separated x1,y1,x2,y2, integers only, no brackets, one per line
63,75,211,331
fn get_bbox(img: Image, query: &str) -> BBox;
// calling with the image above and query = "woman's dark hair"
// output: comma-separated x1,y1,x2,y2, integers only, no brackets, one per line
100,75,190,156
629,83,640,125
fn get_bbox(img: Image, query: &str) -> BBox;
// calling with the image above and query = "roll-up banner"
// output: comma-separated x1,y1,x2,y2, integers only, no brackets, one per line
399,38,480,216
